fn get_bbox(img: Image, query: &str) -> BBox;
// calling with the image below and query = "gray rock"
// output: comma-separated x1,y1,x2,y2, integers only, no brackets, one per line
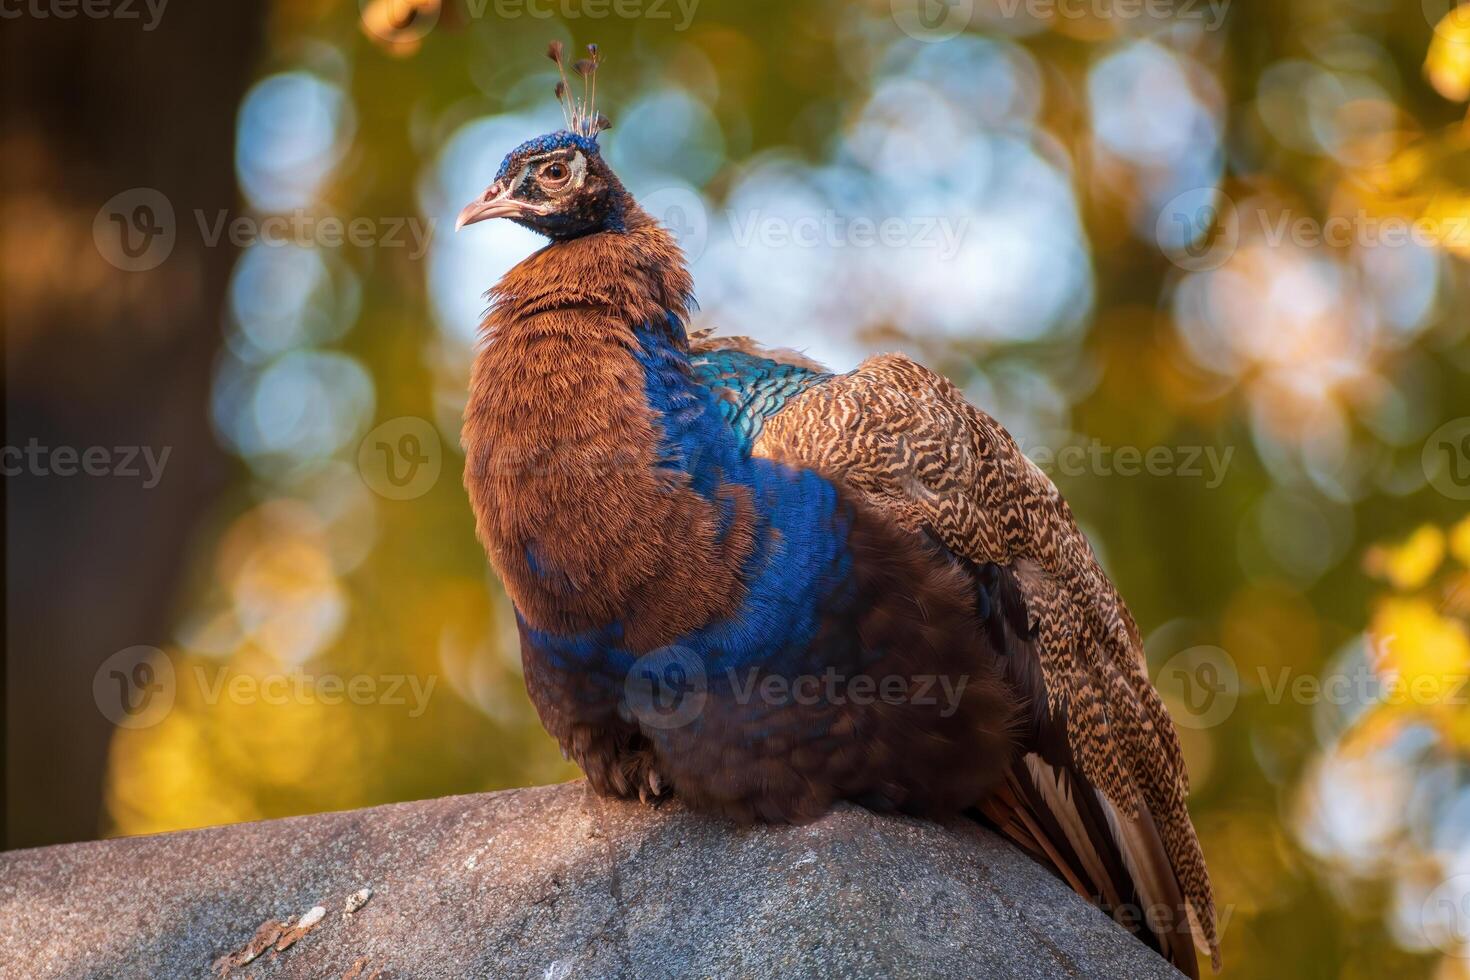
0,781,1182,979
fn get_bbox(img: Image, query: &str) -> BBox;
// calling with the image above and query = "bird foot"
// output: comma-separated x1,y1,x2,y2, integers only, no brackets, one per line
637,768,668,806
564,727,670,805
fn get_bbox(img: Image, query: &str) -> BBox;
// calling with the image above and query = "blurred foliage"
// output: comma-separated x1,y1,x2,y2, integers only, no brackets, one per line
97,0,1470,976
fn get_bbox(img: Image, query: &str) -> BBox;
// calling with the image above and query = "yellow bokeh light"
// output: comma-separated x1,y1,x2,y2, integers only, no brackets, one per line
1427,7,1470,103
1365,525,1448,591
1369,597,1470,706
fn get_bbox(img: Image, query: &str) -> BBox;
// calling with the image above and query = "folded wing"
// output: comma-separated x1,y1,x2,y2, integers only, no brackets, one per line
694,340,1218,975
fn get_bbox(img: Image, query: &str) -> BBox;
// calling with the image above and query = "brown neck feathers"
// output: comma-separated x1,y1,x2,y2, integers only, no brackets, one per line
461,213,756,652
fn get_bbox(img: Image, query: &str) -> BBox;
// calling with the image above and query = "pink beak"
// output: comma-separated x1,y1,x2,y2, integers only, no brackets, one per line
456,179,527,230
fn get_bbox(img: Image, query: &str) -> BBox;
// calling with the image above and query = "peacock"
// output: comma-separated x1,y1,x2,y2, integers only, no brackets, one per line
456,42,1219,977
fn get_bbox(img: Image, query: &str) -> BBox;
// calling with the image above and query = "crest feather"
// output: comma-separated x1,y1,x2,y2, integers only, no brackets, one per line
545,39,611,140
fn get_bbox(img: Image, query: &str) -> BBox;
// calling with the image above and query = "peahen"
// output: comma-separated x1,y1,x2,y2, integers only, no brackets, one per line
456,42,1219,977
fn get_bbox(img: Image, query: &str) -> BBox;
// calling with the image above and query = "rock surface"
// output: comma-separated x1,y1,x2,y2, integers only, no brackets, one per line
0,781,1182,979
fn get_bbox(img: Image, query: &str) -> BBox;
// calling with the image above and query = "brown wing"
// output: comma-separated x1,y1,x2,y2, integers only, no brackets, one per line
751,350,1219,973
975,560,1205,977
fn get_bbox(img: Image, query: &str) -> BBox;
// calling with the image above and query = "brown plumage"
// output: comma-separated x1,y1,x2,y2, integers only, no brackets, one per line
456,42,1218,978
733,349,1217,973
464,219,750,648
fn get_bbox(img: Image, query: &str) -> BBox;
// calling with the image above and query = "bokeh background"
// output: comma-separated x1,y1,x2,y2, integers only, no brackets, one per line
7,0,1470,976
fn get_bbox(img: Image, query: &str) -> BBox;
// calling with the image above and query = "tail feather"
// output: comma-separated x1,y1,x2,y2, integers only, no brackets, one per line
1022,755,1127,911
977,770,1093,900
980,754,1206,979
1097,790,1202,979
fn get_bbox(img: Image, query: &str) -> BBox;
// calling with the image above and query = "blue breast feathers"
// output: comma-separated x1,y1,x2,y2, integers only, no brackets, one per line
520,317,854,681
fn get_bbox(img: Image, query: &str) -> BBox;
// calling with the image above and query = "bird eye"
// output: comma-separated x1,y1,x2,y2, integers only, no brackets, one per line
541,162,570,187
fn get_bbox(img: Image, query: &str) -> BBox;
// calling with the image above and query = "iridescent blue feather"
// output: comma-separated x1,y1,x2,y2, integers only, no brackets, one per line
522,318,854,685
689,347,830,451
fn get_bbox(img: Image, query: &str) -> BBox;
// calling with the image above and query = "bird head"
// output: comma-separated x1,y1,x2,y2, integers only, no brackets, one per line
456,41,626,241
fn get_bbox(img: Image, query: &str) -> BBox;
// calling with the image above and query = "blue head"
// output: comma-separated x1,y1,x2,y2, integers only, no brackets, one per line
457,42,630,241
